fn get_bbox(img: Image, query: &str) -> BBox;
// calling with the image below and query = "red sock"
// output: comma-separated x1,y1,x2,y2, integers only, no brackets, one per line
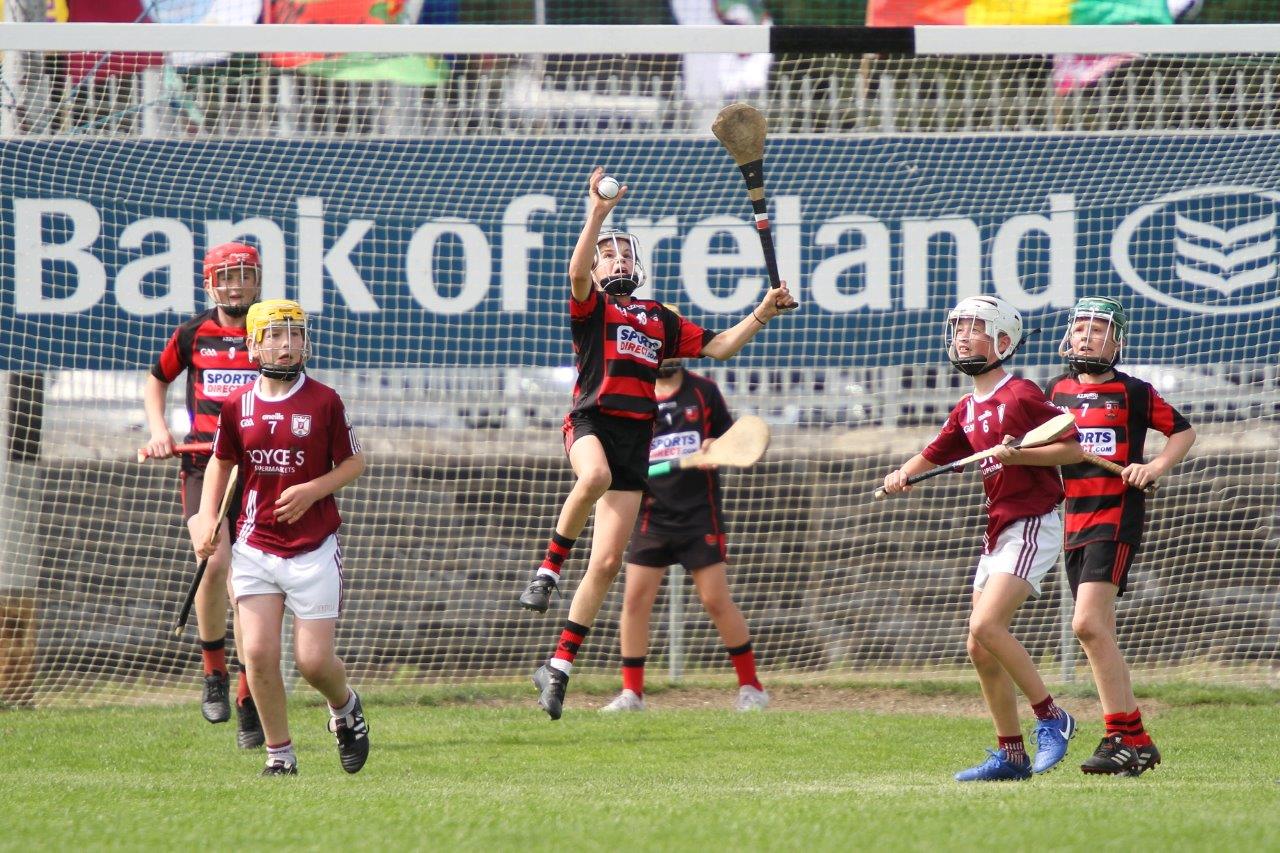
621,657,645,695
727,642,763,691
552,620,590,666
540,532,576,577
236,669,251,706
200,638,227,676
1118,707,1152,748
1030,694,1061,721
998,735,1027,764
1104,711,1129,738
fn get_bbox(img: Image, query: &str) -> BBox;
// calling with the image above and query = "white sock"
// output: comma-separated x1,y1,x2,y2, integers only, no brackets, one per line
548,658,572,676
329,690,357,719
267,740,296,767
536,568,559,580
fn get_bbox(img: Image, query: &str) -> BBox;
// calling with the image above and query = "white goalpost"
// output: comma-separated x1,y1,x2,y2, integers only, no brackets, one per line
0,23,1277,706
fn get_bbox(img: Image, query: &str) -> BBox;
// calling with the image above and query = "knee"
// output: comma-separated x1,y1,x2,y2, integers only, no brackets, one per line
241,640,279,675
590,552,624,583
700,595,734,622
1072,613,1110,647
577,467,612,498
968,616,1005,652
294,648,333,684
621,591,651,618
965,633,989,665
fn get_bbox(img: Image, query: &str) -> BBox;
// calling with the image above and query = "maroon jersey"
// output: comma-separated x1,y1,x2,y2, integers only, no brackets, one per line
213,375,361,558
151,309,257,472
923,375,1075,553
638,371,734,536
569,289,716,420
1046,370,1192,548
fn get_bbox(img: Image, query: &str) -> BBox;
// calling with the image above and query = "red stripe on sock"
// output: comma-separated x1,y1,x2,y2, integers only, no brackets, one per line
552,628,587,664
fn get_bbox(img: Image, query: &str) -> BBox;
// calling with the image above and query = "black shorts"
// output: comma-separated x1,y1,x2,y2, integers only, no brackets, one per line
180,467,243,526
563,410,653,492
1064,540,1139,599
625,527,727,570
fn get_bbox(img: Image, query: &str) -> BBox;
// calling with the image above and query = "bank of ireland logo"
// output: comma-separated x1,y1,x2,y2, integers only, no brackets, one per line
1112,185,1280,314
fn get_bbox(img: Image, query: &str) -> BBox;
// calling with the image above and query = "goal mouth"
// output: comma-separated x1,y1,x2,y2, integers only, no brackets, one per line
0,22,1276,704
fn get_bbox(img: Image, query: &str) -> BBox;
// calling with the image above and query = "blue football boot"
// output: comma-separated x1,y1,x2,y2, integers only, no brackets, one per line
1032,709,1077,774
954,748,1032,782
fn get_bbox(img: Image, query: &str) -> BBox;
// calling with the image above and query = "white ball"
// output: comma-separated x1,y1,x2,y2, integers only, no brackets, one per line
597,176,620,200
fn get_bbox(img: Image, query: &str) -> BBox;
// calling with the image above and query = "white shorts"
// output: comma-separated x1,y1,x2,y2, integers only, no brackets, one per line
974,511,1062,598
231,534,344,620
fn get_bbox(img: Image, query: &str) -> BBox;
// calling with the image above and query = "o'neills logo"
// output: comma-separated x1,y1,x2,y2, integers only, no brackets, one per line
616,326,661,364
1113,184,1280,315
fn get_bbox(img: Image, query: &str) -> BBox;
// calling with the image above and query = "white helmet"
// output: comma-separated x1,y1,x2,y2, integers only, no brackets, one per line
946,295,1024,376
593,228,647,297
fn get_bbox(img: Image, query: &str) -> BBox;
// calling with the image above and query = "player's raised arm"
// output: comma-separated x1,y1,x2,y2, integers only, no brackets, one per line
699,281,798,361
568,166,628,302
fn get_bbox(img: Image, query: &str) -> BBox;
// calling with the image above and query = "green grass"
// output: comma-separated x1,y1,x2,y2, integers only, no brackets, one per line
1,686,1276,851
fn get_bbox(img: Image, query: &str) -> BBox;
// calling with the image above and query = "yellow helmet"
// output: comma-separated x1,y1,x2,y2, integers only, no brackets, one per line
246,299,310,380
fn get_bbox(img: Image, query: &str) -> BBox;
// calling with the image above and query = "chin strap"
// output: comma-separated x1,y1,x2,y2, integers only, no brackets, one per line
600,275,640,298
951,326,1041,376
1066,353,1119,376
259,365,304,381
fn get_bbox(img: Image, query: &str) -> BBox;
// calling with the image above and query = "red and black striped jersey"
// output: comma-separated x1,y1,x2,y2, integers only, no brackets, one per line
151,309,257,471
638,371,734,537
569,289,715,420
1045,370,1192,548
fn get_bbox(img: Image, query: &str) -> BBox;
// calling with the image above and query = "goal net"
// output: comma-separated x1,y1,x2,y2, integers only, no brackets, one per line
1,22,1277,706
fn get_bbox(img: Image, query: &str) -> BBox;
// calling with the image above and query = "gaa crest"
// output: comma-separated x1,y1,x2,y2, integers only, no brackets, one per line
684,405,701,422
291,414,312,437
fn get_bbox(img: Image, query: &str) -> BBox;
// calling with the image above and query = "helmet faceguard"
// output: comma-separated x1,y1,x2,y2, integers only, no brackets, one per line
246,299,310,381
1060,297,1127,376
593,229,647,298
946,296,1025,377
204,242,262,319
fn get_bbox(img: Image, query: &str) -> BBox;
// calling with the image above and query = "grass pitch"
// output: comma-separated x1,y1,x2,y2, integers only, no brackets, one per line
1,682,1276,851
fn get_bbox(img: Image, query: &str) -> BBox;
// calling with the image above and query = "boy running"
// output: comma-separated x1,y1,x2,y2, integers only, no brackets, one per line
191,300,368,776
1047,297,1195,776
882,295,1082,781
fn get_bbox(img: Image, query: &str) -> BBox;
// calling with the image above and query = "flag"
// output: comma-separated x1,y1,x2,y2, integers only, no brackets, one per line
268,0,448,86
868,0,1172,26
867,0,1175,94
